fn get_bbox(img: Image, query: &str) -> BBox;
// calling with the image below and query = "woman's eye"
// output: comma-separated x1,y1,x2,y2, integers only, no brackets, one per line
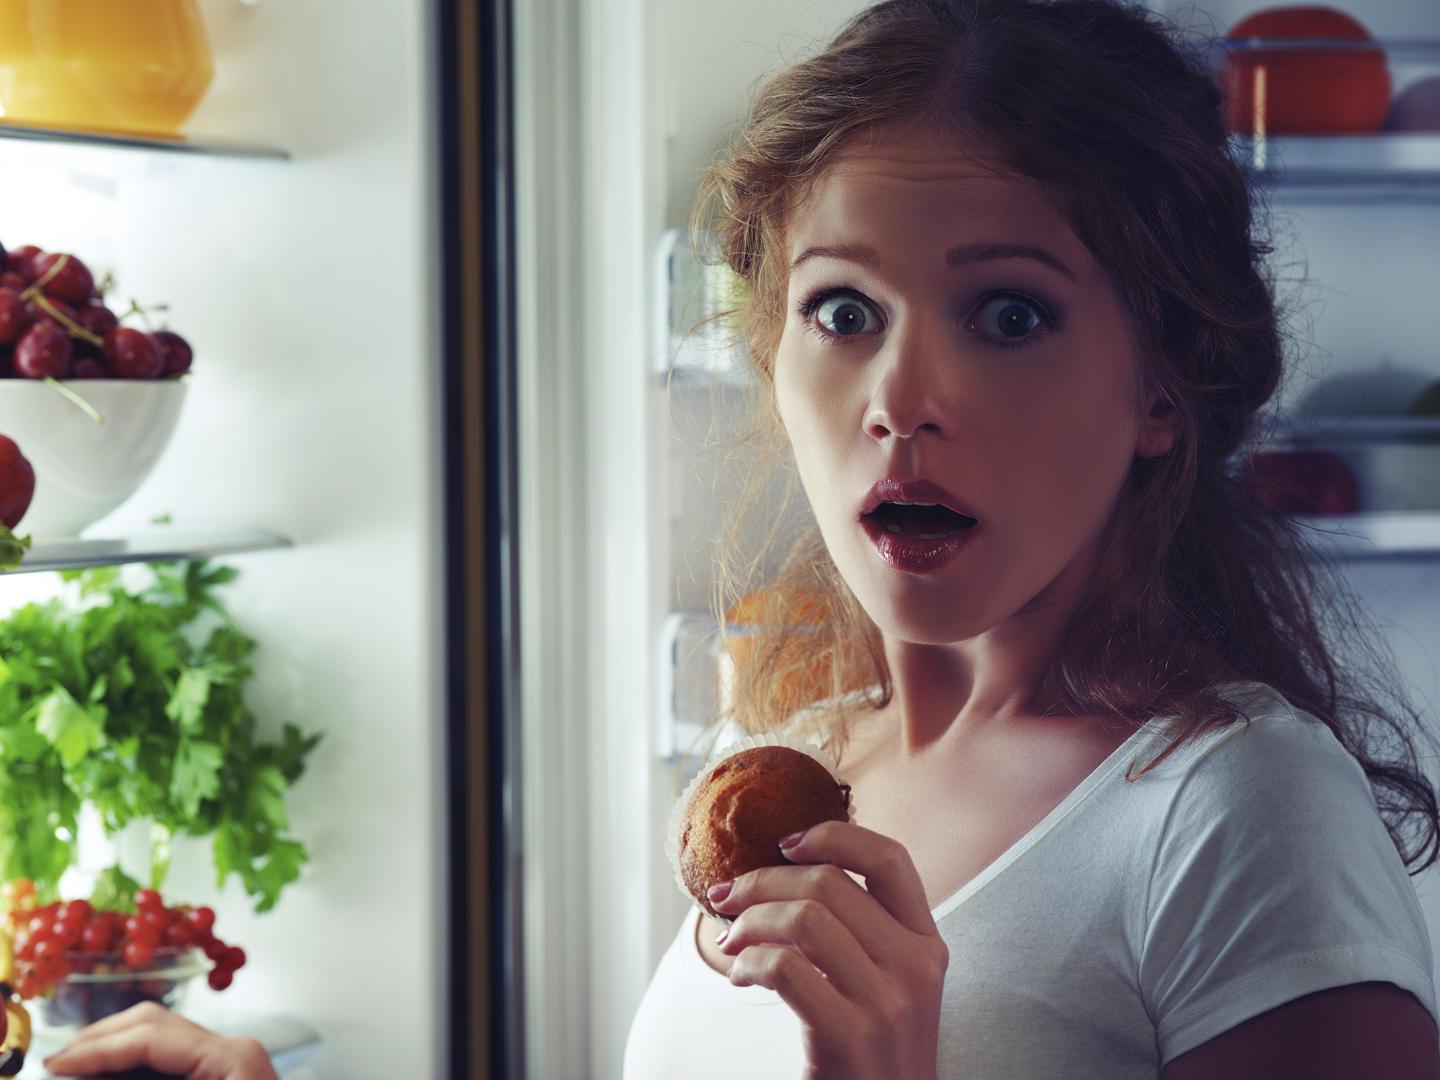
813,293,882,337
969,295,1048,342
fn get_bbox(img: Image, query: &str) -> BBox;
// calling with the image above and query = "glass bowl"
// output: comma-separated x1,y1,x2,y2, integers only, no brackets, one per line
37,946,209,1029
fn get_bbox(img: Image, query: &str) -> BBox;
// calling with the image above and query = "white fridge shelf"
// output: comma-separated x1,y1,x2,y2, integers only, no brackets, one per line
1300,512,1440,558
1239,134,1440,201
4,527,293,575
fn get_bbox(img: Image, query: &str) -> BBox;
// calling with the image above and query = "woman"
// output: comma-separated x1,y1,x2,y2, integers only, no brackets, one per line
624,0,1440,1077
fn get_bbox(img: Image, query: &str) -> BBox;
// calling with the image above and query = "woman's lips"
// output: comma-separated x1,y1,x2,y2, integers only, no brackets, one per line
858,479,980,574
860,513,978,573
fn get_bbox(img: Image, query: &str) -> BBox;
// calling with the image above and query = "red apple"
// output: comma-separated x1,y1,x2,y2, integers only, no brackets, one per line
1246,449,1360,515
0,435,35,530
1221,7,1390,136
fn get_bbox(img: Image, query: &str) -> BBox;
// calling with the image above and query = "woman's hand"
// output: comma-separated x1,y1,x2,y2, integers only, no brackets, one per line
710,820,948,1080
43,1002,278,1080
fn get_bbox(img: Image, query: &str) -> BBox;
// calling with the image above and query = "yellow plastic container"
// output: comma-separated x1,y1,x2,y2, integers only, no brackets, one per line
0,0,214,137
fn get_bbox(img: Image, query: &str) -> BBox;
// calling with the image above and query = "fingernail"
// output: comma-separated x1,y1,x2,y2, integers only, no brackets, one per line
715,928,728,946
708,880,733,904
778,829,806,850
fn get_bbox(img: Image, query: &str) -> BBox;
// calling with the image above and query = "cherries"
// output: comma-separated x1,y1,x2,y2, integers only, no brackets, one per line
29,253,95,305
104,328,163,379
3,879,246,1000
14,324,72,379
152,330,193,376
0,240,194,381
75,304,119,339
0,291,27,346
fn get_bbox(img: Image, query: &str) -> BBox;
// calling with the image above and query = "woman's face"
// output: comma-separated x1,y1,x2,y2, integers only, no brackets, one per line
773,131,1173,646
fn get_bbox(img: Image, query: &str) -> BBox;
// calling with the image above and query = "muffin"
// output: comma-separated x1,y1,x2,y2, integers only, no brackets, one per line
678,744,850,918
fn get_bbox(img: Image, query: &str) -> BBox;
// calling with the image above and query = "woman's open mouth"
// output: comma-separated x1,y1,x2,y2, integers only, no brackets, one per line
868,501,977,540
858,481,981,574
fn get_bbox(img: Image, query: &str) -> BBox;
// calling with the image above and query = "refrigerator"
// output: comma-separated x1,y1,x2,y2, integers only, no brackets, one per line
0,0,1437,1078
0,0,448,1076
547,0,1440,1075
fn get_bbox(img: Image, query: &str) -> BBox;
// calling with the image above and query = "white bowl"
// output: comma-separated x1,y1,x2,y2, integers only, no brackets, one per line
0,379,187,538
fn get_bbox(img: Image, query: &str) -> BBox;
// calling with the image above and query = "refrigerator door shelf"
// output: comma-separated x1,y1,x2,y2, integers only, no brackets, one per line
653,229,751,384
655,611,721,761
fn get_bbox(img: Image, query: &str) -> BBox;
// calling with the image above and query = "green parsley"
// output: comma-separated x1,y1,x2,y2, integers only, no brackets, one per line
0,561,321,912
0,525,29,572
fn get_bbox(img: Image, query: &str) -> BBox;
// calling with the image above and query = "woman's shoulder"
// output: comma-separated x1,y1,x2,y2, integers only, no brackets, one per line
1135,685,1436,1060
1124,681,1400,882
1145,681,1371,803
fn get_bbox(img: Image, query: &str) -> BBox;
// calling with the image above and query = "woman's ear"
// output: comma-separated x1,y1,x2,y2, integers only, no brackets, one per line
1135,392,1177,459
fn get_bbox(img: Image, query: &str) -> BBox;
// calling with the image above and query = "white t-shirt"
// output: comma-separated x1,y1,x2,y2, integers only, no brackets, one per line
624,685,1437,1079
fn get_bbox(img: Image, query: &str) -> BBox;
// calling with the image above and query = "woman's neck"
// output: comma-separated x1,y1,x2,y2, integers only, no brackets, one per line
881,528,1107,754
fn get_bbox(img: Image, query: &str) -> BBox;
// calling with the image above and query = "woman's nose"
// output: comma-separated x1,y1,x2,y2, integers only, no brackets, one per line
862,324,952,441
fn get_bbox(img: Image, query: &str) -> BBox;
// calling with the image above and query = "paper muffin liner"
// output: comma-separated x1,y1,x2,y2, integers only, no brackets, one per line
665,732,856,922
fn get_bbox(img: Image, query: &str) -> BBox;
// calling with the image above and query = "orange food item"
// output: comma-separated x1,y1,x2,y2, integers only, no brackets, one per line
725,585,836,713
678,745,850,918
1220,7,1389,136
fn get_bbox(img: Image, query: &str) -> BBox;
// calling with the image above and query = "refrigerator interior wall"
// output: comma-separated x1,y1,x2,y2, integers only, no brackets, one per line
0,2,444,1078
1164,0,1440,965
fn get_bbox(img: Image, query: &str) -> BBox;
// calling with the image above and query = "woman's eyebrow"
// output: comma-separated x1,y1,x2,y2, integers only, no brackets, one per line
790,242,1074,280
790,244,879,271
946,243,1074,279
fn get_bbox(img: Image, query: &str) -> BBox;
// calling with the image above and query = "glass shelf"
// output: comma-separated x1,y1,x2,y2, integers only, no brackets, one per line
1271,415,1440,441
1265,417,1440,553
1236,134,1440,202
1300,512,1440,558
3,527,293,575
0,121,290,160
1208,38,1440,201
1215,38,1440,57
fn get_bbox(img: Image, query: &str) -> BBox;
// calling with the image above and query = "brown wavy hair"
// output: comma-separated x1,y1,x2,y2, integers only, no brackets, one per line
694,0,1439,869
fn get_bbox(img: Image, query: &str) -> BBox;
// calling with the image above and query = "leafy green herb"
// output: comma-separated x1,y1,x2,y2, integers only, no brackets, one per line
0,561,321,912
89,864,142,914
0,525,30,572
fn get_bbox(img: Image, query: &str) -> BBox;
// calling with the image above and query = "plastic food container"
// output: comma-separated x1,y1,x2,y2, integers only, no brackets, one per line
1220,8,1390,136
37,946,209,1029
0,0,214,137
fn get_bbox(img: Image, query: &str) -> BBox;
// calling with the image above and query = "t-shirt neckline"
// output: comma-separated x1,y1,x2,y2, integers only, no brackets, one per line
927,716,1162,923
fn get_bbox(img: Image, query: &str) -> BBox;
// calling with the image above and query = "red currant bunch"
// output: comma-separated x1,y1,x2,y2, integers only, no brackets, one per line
3,880,246,998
